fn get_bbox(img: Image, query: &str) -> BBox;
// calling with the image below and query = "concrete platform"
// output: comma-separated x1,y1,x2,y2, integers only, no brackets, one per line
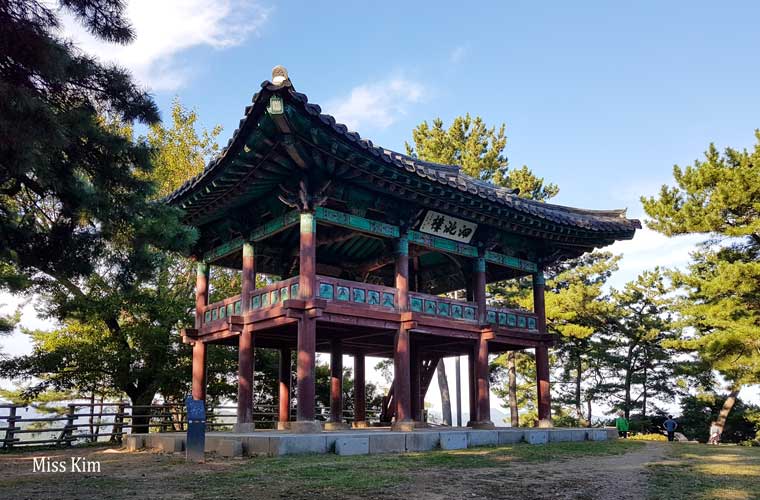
134,426,616,457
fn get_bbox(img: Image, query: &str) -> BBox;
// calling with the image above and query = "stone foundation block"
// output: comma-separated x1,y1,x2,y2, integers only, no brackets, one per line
158,436,184,453
369,433,406,454
269,435,327,456
439,432,467,450
217,439,243,458
335,436,369,456
587,429,609,441
405,432,439,452
525,430,549,445
467,430,498,447
125,434,145,451
497,430,524,444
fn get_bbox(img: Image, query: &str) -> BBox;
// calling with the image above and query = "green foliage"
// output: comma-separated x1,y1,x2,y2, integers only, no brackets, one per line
679,393,759,443
405,114,558,201
642,131,760,391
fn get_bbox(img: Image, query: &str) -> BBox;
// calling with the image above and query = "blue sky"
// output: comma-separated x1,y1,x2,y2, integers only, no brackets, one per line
3,0,759,413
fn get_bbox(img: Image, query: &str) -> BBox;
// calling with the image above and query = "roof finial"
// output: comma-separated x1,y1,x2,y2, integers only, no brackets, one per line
272,65,289,86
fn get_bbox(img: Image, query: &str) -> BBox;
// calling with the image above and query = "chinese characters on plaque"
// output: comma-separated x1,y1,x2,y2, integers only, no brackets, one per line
419,210,478,243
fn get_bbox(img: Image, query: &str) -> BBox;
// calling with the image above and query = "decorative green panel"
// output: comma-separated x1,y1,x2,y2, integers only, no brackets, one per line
315,207,399,238
262,293,270,307
498,312,507,326
271,289,280,304
507,314,517,327
486,310,497,324
451,304,462,319
219,306,226,319
407,230,478,258
528,317,537,330
518,316,527,328
290,283,299,298
226,303,234,317
352,288,365,303
280,287,289,301
437,302,450,317
464,307,476,320
319,283,334,300
252,295,261,309
367,290,380,305
212,308,218,321
234,300,241,315
203,237,244,263
424,300,437,315
337,286,350,301
251,210,300,241
382,292,395,308
484,250,538,273
410,296,423,312
204,310,211,323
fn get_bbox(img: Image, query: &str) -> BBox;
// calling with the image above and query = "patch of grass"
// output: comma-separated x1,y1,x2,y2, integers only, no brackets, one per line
648,443,760,500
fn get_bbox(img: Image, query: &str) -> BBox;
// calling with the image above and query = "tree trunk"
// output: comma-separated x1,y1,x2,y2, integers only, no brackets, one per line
715,385,741,434
436,359,452,426
575,351,583,420
508,351,519,427
587,399,592,427
129,391,156,434
642,363,648,418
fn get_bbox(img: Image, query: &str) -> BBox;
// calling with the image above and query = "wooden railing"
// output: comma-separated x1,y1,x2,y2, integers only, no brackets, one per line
485,306,539,331
247,276,300,311
409,291,479,321
0,402,380,449
201,294,242,326
316,275,397,310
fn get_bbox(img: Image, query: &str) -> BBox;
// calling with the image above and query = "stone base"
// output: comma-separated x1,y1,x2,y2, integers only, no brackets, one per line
391,420,416,432
468,420,496,429
324,421,351,431
234,422,256,433
537,419,553,428
276,421,291,431
352,420,369,429
288,420,322,433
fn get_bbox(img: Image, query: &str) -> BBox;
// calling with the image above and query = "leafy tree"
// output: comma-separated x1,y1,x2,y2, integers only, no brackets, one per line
0,309,18,357
679,393,759,443
405,114,558,200
641,132,760,433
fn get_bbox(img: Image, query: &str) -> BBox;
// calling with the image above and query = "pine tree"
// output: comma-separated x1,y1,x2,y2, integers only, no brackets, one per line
641,132,760,433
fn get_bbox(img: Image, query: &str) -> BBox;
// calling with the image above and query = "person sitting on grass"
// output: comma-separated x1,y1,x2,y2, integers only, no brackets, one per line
663,415,678,442
615,412,629,438
708,421,721,445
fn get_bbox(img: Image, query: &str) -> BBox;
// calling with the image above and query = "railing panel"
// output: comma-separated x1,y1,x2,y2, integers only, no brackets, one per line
247,276,300,311
316,275,397,310
408,292,478,322
201,294,242,326
486,306,539,331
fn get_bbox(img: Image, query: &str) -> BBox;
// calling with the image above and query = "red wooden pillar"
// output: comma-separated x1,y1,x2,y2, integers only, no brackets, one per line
467,352,477,425
473,255,487,323
236,242,255,431
192,261,209,401
353,354,367,428
326,339,348,429
278,348,291,428
474,335,494,427
191,341,207,401
295,211,319,431
194,261,209,329
410,344,421,421
533,269,552,427
393,233,413,430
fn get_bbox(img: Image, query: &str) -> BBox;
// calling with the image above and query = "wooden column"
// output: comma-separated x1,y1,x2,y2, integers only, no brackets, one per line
393,233,413,430
236,242,256,431
191,341,207,401
455,356,462,427
533,269,552,427
474,335,493,427
236,328,254,431
467,351,476,425
473,255,486,323
194,261,209,329
353,354,367,428
295,211,319,431
395,234,409,311
326,339,348,429
278,348,291,429
410,344,421,421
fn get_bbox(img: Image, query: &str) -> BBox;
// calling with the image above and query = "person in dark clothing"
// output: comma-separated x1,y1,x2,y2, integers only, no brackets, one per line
663,415,678,441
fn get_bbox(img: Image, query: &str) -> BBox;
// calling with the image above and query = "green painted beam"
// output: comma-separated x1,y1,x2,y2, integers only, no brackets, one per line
407,229,479,258
484,250,538,273
203,236,244,263
250,210,300,241
315,206,400,238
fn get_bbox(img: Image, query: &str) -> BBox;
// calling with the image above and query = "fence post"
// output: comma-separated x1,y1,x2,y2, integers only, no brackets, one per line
64,404,76,446
4,406,17,450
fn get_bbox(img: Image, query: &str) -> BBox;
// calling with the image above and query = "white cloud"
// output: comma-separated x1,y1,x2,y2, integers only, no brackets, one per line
449,45,468,64
325,78,425,131
606,227,704,289
57,0,271,91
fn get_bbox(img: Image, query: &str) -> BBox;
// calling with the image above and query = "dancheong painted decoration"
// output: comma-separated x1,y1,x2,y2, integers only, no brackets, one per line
169,66,640,432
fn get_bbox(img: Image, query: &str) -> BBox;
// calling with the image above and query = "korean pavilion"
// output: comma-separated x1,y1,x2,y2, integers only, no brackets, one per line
168,67,640,432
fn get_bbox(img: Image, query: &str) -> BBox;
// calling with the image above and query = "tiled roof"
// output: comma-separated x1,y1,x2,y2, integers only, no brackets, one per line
165,80,640,236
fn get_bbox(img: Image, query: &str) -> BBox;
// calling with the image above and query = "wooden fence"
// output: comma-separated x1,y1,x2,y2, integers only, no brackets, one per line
0,403,380,449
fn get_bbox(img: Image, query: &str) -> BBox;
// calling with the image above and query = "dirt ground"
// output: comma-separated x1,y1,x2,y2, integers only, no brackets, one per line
0,442,668,500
